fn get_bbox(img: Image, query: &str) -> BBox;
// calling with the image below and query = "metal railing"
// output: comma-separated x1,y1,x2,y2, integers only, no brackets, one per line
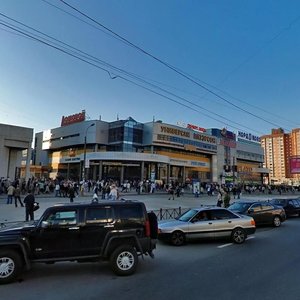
149,207,190,221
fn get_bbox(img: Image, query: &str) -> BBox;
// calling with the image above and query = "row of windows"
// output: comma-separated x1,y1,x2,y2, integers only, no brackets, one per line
44,205,144,226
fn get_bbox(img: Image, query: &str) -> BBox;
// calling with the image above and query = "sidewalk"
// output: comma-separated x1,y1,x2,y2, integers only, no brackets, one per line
1,190,299,223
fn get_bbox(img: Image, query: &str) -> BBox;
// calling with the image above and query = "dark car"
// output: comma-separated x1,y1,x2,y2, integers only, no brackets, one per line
228,200,286,227
0,200,157,284
269,198,300,217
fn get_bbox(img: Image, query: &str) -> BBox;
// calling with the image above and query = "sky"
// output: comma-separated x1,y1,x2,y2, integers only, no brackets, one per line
1,0,300,136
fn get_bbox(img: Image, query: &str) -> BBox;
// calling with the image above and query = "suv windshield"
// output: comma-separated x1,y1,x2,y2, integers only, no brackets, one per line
229,202,251,212
178,209,198,222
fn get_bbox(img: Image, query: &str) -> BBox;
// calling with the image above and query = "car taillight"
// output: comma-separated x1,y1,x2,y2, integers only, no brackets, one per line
145,220,151,237
251,219,256,226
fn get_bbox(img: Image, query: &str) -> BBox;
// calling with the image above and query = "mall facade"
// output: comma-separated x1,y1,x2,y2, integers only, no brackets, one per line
34,111,267,185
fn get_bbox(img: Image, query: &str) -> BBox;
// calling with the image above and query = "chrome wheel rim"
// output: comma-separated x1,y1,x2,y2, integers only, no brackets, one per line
172,232,184,245
274,217,281,227
0,257,15,278
116,251,134,271
233,230,245,243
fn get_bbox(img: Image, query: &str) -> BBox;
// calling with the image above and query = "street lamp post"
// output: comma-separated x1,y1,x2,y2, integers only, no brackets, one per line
82,123,95,182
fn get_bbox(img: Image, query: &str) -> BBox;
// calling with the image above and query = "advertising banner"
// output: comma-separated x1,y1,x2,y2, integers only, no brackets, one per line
290,157,300,174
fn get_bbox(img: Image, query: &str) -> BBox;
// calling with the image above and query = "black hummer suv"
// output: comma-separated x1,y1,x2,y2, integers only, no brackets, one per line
0,200,157,284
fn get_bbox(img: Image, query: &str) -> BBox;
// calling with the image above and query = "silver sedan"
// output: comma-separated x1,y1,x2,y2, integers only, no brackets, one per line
158,207,256,246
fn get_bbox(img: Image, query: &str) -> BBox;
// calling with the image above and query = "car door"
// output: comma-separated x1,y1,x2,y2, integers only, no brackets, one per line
247,203,263,224
78,206,114,255
186,210,215,240
210,209,240,239
260,203,276,224
30,209,80,259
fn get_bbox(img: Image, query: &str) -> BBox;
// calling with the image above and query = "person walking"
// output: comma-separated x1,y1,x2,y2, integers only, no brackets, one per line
6,184,15,204
109,184,119,200
23,191,35,221
14,184,24,207
68,185,75,203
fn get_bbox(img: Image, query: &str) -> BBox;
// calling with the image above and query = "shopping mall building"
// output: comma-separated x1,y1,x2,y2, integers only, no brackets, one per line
34,111,267,185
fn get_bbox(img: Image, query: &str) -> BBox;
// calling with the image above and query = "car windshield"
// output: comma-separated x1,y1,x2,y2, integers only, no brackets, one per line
178,209,198,222
229,202,251,212
270,199,285,205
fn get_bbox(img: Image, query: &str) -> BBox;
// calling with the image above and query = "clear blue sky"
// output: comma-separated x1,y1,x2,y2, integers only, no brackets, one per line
1,0,300,136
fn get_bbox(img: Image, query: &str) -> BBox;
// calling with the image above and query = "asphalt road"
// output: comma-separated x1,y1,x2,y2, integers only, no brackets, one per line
1,218,300,300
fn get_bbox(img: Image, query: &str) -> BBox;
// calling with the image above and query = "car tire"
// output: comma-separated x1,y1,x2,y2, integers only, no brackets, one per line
0,250,23,284
231,228,246,244
110,245,138,276
171,231,185,246
273,216,281,227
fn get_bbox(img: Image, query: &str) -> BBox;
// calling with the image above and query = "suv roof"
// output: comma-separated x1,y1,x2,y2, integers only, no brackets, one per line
52,199,142,208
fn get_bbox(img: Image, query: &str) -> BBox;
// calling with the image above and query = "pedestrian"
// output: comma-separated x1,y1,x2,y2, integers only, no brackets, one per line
68,185,75,203
6,184,15,204
168,186,175,200
109,184,119,200
14,184,24,207
217,191,223,207
55,182,61,197
23,191,35,221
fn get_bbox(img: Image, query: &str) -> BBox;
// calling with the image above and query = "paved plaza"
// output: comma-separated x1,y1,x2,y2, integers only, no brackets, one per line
1,190,300,223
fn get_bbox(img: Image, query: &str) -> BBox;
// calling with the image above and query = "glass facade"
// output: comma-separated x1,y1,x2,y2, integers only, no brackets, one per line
108,118,143,152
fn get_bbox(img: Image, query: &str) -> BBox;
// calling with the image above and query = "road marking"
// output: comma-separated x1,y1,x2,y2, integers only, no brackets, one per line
218,236,255,248
218,243,233,248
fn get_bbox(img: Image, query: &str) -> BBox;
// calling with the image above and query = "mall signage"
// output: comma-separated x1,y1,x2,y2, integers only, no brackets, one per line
237,131,261,143
177,121,206,133
61,110,86,127
160,125,216,144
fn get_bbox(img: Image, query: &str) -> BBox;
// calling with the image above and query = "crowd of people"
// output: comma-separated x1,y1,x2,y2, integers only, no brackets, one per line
1,176,300,206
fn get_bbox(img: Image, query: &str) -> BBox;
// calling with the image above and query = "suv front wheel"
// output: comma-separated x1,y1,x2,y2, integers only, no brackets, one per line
110,245,138,276
0,250,23,284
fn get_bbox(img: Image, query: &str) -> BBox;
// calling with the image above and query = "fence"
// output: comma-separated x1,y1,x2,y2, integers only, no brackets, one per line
149,207,190,221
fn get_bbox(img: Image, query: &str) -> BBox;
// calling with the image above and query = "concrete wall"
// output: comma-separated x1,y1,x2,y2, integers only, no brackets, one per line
0,123,33,179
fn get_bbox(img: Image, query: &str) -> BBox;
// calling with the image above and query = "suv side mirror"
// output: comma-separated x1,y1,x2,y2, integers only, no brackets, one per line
248,209,254,214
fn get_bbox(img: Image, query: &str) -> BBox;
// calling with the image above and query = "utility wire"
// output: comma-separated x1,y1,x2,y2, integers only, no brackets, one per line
56,0,289,131
0,18,264,134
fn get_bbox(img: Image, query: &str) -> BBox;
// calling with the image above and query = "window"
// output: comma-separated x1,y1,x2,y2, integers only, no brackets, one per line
86,207,113,224
45,210,77,226
116,205,144,220
210,210,238,220
250,204,262,212
261,203,273,210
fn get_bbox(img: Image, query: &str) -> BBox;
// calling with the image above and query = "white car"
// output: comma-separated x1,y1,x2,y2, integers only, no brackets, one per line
158,207,256,246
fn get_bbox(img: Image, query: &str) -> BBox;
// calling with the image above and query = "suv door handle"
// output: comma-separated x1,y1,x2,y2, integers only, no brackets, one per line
68,227,79,230
228,221,232,223
104,225,114,228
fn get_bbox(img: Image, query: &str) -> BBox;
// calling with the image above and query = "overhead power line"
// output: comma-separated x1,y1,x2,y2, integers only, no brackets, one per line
0,15,265,134
55,0,289,131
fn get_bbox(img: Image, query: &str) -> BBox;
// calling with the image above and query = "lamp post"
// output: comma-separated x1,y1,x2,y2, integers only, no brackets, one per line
82,123,95,182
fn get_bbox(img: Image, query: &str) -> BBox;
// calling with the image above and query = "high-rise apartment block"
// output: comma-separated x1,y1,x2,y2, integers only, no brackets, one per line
261,128,300,184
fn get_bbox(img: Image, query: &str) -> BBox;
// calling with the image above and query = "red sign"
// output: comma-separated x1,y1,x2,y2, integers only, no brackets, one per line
290,157,300,174
61,110,86,126
187,123,206,133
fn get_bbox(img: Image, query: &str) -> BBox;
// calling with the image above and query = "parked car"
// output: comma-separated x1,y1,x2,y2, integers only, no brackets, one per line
158,207,256,246
269,198,300,217
228,200,286,227
0,200,157,284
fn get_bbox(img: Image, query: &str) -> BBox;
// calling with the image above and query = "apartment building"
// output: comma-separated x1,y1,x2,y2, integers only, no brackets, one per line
261,128,300,185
